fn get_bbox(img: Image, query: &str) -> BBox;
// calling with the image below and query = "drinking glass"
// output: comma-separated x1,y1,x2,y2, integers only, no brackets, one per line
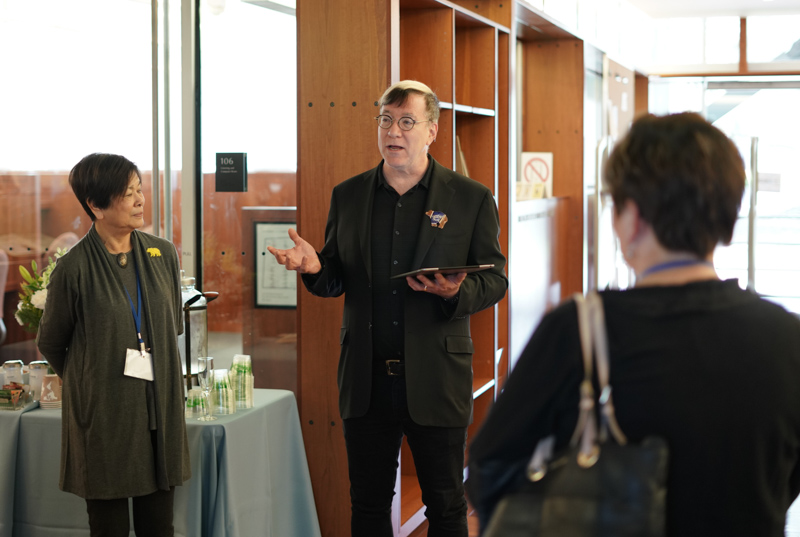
197,357,217,421
211,369,235,415
232,354,254,409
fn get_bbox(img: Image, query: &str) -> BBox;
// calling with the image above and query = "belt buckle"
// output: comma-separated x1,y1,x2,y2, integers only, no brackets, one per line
385,360,402,376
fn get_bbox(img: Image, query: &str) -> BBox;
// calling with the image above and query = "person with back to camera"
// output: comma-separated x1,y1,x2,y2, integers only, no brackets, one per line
267,80,508,536
37,153,190,536
466,112,800,536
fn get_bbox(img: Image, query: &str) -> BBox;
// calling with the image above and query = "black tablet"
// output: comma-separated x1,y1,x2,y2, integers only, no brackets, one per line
391,264,495,279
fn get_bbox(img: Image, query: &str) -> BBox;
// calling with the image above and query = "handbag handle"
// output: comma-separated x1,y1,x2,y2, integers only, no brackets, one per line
527,291,627,480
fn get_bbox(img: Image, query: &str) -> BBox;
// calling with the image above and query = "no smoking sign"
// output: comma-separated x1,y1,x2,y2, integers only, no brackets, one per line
519,152,553,199
524,157,550,184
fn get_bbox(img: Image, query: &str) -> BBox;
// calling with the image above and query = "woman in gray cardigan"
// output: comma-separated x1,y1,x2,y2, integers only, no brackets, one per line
37,153,190,537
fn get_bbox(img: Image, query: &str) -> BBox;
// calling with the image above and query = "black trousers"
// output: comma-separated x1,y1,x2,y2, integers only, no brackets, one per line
85,487,175,537
343,370,468,537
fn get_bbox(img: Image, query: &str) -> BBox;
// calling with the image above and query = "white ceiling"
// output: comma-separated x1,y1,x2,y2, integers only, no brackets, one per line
627,0,800,18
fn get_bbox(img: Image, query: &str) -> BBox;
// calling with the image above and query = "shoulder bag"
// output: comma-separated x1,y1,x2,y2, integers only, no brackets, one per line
483,291,669,537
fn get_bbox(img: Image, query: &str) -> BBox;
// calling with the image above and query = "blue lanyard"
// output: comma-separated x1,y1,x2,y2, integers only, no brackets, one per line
124,262,147,356
638,259,713,279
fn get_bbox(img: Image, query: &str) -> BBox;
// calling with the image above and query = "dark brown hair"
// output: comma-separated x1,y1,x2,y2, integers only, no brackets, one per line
604,112,745,257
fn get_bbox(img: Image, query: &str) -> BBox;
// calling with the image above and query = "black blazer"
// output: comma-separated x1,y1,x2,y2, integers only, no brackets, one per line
303,158,508,428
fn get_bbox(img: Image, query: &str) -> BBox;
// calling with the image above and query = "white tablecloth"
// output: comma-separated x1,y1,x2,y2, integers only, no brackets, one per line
1,389,321,537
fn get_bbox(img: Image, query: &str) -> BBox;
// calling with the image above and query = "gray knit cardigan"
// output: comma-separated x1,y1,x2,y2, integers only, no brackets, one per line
37,226,191,499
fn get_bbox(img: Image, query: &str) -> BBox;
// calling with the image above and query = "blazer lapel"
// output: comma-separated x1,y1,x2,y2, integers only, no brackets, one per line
411,160,455,270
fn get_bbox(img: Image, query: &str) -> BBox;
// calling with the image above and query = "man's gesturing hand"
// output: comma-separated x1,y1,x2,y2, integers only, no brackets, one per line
266,228,322,274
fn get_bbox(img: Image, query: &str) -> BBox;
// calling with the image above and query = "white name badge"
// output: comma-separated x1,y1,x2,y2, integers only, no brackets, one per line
124,348,154,381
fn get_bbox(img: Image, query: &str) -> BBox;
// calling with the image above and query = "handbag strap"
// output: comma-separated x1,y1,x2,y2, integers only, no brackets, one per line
586,291,628,446
569,293,600,465
570,292,628,465
526,293,594,480
527,291,627,480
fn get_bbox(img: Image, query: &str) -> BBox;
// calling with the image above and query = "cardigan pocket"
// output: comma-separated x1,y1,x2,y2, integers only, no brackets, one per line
340,327,348,346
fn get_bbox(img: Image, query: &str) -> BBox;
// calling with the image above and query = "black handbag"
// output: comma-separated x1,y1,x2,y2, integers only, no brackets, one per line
483,292,669,537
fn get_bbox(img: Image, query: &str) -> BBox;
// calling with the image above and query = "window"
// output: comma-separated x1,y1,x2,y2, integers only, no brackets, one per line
747,15,800,64
0,0,174,348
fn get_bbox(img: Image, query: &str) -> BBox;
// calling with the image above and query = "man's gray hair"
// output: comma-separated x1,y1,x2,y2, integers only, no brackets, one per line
378,80,440,123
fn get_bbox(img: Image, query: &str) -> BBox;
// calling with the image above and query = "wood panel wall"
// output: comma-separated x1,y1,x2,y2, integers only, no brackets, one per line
521,39,585,298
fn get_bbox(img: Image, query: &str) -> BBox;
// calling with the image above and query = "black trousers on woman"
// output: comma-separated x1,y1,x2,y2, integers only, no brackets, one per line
85,487,175,537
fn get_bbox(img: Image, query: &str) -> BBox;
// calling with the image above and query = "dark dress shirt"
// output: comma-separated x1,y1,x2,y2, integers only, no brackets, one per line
371,164,431,364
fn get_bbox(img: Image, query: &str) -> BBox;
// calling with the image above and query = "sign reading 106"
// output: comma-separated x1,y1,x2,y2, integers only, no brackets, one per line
220,157,235,165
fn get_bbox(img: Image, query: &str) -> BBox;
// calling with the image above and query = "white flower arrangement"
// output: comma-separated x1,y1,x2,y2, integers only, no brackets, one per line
15,248,67,334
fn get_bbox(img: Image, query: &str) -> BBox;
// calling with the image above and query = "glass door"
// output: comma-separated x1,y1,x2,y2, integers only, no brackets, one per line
702,79,800,534
197,0,298,388
709,81,800,314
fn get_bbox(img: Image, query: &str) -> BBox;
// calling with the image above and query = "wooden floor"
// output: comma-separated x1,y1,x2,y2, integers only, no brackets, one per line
406,510,480,537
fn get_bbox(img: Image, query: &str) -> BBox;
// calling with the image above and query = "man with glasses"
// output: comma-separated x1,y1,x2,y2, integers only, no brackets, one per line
268,80,507,537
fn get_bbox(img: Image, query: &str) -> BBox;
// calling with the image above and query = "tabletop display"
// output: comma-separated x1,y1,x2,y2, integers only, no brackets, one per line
0,389,320,537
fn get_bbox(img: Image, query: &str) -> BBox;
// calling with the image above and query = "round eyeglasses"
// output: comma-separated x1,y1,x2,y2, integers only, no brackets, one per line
375,115,430,131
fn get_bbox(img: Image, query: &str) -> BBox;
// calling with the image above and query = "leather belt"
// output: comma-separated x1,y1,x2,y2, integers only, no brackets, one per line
385,360,405,376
